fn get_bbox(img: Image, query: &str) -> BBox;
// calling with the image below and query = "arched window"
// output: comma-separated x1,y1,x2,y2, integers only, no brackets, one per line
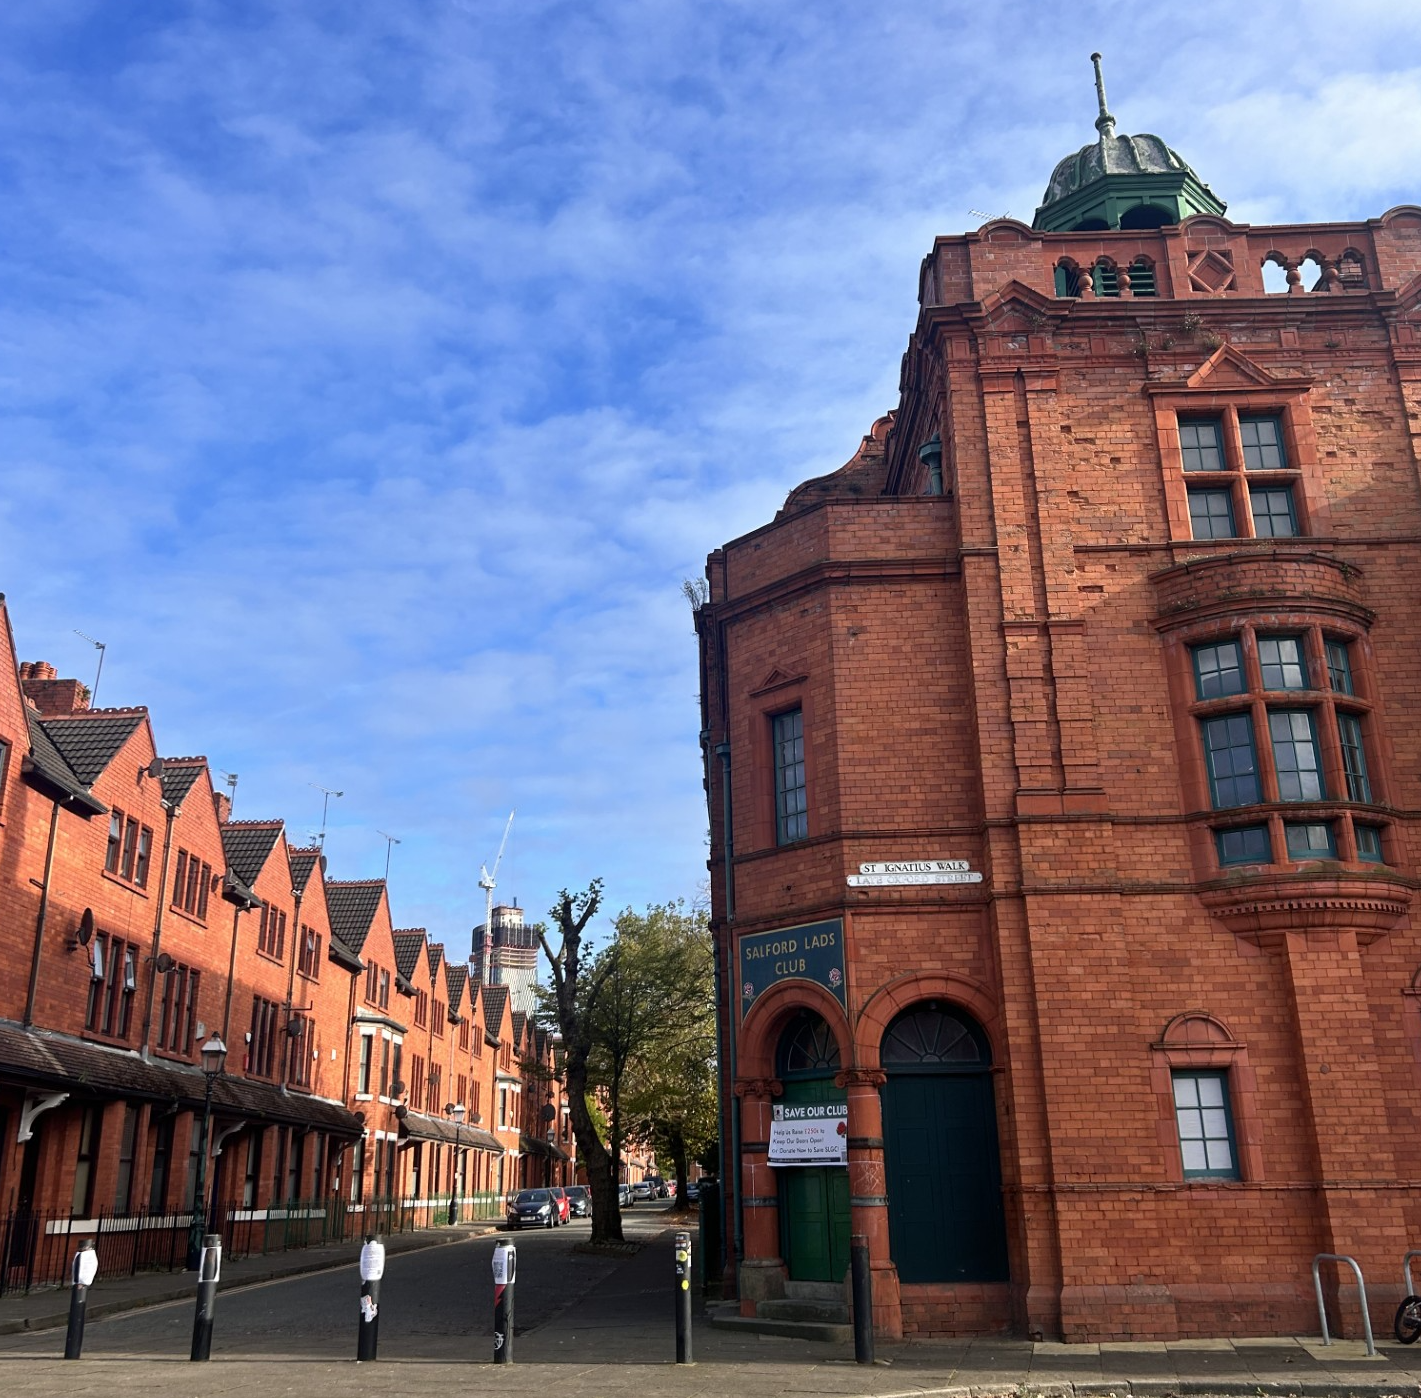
776,1009,840,1076
1120,203,1173,230
1093,260,1120,297
881,1003,989,1068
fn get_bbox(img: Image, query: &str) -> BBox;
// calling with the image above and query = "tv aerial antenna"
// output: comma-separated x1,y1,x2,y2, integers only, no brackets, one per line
377,831,401,881
73,630,106,705
310,783,344,850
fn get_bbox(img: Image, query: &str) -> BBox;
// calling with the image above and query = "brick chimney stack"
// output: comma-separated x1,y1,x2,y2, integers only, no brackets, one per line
19,661,90,715
213,790,232,824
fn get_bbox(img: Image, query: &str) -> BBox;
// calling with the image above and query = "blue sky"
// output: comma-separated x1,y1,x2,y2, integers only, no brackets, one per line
4,1,1421,957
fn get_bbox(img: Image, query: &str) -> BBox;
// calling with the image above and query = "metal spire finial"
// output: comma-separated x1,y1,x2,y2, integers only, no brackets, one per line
1090,52,1116,140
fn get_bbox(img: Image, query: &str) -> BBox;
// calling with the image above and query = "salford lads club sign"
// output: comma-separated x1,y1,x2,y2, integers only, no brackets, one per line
738,918,846,1018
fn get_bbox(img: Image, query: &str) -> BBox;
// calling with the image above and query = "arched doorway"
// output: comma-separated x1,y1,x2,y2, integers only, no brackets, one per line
881,1002,1008,1284
776,1009,850,1283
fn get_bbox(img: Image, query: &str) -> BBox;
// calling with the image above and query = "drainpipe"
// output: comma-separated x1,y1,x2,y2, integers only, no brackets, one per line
221,901,244,1045
22,801,63,1028
140,799,180,1058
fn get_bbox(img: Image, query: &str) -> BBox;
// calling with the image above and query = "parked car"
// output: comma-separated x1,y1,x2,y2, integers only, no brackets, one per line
618,1182,634,1206
632,1179,654,1201
506,1188,557,1229
564,1185,591,1218
685,1180,700,1202
549,1185,570,1224
653,1177,669,1198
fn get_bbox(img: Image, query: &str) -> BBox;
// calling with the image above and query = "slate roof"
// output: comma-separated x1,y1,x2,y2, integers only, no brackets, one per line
445,963,468,1016
41,710,144,785
392,931,426,982
21,709,106,813
160,758,206,809
288,846,325,894
0,1019,362,1136
398,1109,502,1154
220,821,283,887
324,880,385,956
426,942,444,976
482,985,509,1038
328,933,363,971
510,1010,527,1045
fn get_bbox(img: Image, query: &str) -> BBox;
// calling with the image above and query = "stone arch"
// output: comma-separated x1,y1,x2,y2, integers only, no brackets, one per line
738,978,852,1080
1054,257,1084,297
1126,255,1158,297
854,971,1001,1073
1120,202,1174,230
1158,1009,1238,1049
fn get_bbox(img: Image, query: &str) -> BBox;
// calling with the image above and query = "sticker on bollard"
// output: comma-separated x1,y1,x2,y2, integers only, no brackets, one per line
189,1234,222,1362
64,1239,98,1360
492,1239,516,1364
357,1235,385,1362
673,1230,693,1364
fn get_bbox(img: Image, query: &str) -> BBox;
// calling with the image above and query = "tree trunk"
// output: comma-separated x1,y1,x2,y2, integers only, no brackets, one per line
567,1058,623,1243
668,1128,690,1212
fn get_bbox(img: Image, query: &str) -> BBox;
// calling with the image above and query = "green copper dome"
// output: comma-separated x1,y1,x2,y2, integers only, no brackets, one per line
1032,55,1226,233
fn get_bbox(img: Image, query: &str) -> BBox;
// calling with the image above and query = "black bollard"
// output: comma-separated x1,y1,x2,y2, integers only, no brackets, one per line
673,1229,693,1364
357,1235,385,1362
850,1233,874,1365
492,1239,516,1364
64,1239,98,1359
189,1234,221,1362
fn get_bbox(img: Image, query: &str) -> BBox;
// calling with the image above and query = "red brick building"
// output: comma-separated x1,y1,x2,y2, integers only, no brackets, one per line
0,593,565,1284
697,80,1421,1342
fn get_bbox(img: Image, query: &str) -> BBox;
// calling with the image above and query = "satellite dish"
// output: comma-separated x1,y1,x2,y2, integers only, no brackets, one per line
154,952,175,974
389,1079,406,1098
75,909,94,948
146,757,166,779
394,1104,409,1120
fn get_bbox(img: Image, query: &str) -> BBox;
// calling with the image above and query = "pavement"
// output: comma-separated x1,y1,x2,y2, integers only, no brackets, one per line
3,1212,1421,1397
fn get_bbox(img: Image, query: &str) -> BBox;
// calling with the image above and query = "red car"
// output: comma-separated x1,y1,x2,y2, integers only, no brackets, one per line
549,1185,571,1224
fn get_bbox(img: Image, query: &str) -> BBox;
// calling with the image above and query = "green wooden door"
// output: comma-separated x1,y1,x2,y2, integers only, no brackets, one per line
882,1071,1008,1284
778,1076,851,1283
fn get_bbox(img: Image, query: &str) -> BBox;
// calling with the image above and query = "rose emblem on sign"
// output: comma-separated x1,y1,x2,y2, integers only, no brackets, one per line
836,1120,847,1136
742,982,755,1000
828,967,842,987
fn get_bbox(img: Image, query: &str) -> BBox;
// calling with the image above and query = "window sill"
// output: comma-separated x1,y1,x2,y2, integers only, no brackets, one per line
296,968,321,983
82,1028,135,1048
255,948,284,966
168,905,209,930
101,870,150,897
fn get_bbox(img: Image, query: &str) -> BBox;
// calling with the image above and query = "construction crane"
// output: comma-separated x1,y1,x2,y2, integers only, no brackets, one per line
477,811,514,985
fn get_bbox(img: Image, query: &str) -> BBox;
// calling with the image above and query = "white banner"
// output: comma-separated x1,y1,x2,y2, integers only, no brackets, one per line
768,1103,848,1166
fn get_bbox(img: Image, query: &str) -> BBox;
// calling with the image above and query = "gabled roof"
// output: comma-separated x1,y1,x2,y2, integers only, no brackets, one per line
510,1010,527,1044
160,757,207,809
220,820,283,887
427,942,445,976
21,709,107,814
328,933,363,972
481,984,510,1039
324,880,386,956
41,710,144,785
392,931,427,981
289,846,324,894
446,963,468,1016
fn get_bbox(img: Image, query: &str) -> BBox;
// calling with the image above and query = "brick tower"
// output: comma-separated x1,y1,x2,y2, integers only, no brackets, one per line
697,58,1421,1342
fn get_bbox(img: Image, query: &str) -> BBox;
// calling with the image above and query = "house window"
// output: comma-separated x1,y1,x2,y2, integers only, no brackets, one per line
414,991,428,1028
378,968,391,1009
1257,635,1306,691
1326,640,1355,695
1172,1071,1239,1180
158,965,200,1055
105,810,154,888
1188,488,1235,539
85,933,138,1038
288,1022,313,1088
1184,624,1386,869
1176,411,1303,541
114,1104,140,1213
1201,714,1260,809
248,996,279,1078
1337,713,1371,802
243,1130,263,1208
1356,824,1385,863
1128,258,1156,296
358,1034,373,1095
432,1000,445,1038
1192,640,1244,699
773,708,808,844
257,902,287,960
1269,711,1324,801
72,1106,104,1215
1284,821,1335,860
172,849,212,919
1215,824,1270,867
297,925,322,980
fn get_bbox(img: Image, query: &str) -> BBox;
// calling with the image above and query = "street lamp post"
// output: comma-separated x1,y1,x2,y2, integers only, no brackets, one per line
447,1103,466,1225
186,1034,227,1271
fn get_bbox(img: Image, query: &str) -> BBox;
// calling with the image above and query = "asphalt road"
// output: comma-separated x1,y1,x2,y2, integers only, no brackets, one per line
0,1201,681,1364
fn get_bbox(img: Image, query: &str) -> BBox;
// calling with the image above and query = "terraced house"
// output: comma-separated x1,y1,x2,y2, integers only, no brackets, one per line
698,69,1421,1342
0,594,572,1290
